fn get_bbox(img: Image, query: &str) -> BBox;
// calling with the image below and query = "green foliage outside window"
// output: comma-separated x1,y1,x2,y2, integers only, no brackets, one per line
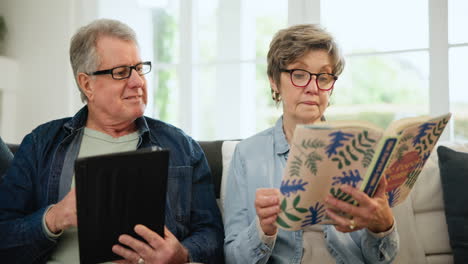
0,16,7,55
152,9,176,122
334,55,427,105
149,9,466,140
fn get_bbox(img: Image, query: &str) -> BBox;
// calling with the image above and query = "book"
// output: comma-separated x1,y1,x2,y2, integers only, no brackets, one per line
74,147,169,264
276,113,451,231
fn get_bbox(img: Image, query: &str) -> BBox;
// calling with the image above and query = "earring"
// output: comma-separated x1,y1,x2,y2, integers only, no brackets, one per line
272,91,282,102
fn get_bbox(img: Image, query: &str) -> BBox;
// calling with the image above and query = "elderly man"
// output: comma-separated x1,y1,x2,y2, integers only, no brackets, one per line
0,19,224,264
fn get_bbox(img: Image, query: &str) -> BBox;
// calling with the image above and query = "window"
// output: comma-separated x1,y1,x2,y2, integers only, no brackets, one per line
97,0,460,141
100,0,286,140
449,0,468,140
321,0,429,128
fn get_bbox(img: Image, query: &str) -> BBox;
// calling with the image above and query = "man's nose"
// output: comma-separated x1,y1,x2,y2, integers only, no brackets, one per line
127,69,144,87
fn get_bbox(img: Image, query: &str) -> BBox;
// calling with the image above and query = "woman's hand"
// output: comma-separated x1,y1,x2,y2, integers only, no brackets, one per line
324,177,394,233
255,188,281,236
112,225,189,264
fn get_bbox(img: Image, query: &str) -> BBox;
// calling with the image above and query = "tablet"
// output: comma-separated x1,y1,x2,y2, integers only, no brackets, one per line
74,147,169,264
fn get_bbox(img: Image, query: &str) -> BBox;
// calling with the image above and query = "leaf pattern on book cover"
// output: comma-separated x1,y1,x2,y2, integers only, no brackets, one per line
276,215,291,229
338,150,352,166
402,151,429,189
292,195,308,213
362,148,375,168
280,197,287,211
331,169,363,188
405,168,422,189
301,138,326,149
301,202,326,227
305,152,322,175
387,187,401,207
331,157,344,169
289,156,303,177
277,196,308,228
399,133,413,144
329,131,377,169
284,211,301,221
289,139,325,177
396,143,409,160
330,187,354,203
280,179,308,197
326,131,354,157
363,130,377,143
345,145,359,161
358,133,373,147
413,122,436,147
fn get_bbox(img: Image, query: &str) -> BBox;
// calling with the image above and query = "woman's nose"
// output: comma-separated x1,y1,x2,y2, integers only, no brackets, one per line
304,76,319,94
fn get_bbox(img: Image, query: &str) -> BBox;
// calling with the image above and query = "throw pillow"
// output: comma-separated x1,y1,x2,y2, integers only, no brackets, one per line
437,145,468,264
220,140,240,214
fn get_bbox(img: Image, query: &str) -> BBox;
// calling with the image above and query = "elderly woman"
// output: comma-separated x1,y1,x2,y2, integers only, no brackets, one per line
224,24,399,264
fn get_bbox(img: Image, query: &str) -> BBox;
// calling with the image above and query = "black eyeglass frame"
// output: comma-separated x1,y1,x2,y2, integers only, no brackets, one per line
280,68,338,91
88,61,152,80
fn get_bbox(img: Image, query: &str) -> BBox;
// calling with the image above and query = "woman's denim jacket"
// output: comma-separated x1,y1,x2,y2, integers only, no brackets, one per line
224,117,399,264
0,106,224,264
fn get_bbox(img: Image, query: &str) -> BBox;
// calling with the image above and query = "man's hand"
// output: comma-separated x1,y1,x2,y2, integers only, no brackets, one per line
112,225,189,264
45,188,78,233
255,188,281,236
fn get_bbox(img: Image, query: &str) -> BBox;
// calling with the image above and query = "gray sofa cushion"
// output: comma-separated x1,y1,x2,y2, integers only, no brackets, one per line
198,140,224,199
3,140,225,199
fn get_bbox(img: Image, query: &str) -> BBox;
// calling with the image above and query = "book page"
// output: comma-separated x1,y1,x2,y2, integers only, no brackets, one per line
312,120,383,132
383,115,430,136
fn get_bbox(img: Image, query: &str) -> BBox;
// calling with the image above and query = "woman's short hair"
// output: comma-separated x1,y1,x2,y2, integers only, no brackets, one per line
69,19,138,102
267,24,345,95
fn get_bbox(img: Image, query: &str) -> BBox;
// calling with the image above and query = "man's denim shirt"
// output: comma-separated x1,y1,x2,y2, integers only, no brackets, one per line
0,106,224,264
224,117,399,264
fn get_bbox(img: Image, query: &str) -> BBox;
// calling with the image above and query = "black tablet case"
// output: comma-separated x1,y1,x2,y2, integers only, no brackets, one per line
74,147,169,264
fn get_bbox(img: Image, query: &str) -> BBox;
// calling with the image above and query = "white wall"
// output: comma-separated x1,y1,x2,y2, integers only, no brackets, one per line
1,0,97,143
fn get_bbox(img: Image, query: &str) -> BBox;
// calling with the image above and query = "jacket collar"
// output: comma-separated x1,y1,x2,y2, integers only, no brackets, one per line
63,105,150,137
273,116,289,155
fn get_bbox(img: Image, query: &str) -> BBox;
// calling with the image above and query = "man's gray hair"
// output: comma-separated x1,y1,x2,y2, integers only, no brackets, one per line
69,19,139,102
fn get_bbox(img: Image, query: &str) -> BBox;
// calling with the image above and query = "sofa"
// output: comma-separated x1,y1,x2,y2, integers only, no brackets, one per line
200,140,466,264
2,138,467,263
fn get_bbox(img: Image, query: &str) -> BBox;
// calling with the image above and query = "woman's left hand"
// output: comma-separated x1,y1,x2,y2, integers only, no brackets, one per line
112,225,189,264
324,176,394,233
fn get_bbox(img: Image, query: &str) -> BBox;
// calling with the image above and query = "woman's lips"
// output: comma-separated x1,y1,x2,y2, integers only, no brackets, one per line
302,101,318,105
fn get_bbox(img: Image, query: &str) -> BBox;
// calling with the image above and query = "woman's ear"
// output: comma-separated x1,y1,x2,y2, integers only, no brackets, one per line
269,77,281,102
269,77,279,94
78,73,93,101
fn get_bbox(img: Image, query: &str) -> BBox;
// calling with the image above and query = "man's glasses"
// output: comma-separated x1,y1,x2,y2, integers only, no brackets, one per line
280,69,337,91
88,61,152,80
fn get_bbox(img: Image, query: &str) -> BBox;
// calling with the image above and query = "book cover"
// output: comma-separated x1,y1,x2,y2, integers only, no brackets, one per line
276,113,451,231
75,147,169,264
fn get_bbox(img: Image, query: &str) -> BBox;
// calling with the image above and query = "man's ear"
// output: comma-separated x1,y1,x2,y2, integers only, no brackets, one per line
77,73,93,101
